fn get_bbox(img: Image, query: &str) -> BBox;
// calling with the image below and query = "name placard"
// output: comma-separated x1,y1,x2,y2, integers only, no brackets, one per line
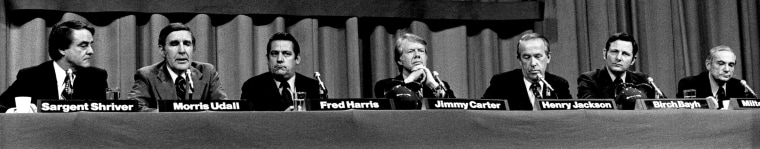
635,99,714,110
36,100,139,113
730,98,760,110
535,99,616,110
157,100,248,112
423,98,508,110
307,98,394,110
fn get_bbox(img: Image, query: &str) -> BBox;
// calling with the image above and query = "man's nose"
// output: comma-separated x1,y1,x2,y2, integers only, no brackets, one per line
276,54,285,62
86,46,94,55
178,46,187,54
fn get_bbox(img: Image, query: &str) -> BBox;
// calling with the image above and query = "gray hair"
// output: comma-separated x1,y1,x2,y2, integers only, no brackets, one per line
705,45,734,63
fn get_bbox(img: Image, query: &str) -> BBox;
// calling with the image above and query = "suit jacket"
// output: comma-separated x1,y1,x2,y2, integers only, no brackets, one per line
241,72,320,111
481,69,572,110
676,71,750,98
129,61,228,111
374,75,456,98
577,67,653,109
0,61,108,111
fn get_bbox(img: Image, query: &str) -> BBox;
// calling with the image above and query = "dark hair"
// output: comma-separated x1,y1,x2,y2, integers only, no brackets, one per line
605,32,639,56
515,33,550,58
266,32,301,57
158,23,195,47
48,20,95,60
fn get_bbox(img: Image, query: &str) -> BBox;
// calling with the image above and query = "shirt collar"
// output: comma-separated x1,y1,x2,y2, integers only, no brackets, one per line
708,74,725,96
166,65,193,88
605,67,627,83
274,75,297,91
523,77,543,105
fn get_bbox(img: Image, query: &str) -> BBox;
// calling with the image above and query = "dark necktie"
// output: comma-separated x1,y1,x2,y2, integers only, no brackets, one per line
610,77,623,98
175,76,188,100
281,83,293,106
531,82,542,99
613,77,623,86
717,87,727,109
61,73,73,100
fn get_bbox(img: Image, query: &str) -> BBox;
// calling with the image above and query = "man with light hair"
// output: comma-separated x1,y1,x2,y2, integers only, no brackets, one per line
676,45,753,109
482,33,571,110
374,32,455,109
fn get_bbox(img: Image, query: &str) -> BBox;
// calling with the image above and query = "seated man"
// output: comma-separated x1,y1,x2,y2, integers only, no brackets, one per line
676,45,753,109
482,33,571,110
0,20,108,113
129,23,228,111
241,32,321,111
374,33,455,109
577,33,654,110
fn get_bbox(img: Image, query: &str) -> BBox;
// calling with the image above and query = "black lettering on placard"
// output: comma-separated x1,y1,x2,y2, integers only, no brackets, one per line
638,99,712,110
307,98,394,110
157,100,247,112
424,98,507,110
536,99,616,110
36,100,139,113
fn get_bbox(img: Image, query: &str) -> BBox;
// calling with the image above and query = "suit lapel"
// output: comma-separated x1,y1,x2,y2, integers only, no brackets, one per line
43,61,61,99
515,72,533,110
189,66,205,100
155,62,178,100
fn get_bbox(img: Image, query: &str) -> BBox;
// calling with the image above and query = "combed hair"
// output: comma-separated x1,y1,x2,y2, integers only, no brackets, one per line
394,33,427,62
266,32,301,57
516,33,550,58
158,23,195,47
605,32,639,56
48,20,95,60
705,45,734,63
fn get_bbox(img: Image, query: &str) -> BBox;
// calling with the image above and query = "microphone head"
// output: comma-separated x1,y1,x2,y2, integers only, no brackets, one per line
432,71,439,76
741,80,748,85
647,77,654,83
314,72,321,77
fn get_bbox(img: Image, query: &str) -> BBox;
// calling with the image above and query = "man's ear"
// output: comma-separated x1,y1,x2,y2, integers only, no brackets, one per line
602,49,607,60
159,45,166,58
295,55,301,65
631,56,636,65
59,48,67,56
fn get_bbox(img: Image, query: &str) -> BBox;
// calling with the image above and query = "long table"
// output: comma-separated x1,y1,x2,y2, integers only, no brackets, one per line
1,110,758,148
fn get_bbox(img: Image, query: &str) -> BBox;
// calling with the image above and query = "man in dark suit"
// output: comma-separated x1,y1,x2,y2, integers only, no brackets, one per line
676,45,753,109
482,33,571,110
577,33,655,110
241,32,321,111
374,33,455,109
0,20,108,113
129,23,228,111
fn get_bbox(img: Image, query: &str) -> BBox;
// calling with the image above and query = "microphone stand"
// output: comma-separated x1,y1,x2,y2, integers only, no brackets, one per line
315,72,328,99
538,74,556,99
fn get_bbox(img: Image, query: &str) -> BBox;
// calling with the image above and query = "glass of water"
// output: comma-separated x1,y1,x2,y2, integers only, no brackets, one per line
683,89,696,98
294,92,307,111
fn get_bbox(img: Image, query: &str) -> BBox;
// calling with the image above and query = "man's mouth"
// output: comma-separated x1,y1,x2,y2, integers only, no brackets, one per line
175,58,189,63
412,61,423,65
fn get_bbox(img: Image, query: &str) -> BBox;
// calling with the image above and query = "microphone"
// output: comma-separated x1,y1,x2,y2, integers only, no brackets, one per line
315,72,328,99
537,74,555,98
185,72,193,100
432,71,447,91
432,71,448,98
647,77,666,99
537,74,554,92
65,69,75,99
740,80,758,98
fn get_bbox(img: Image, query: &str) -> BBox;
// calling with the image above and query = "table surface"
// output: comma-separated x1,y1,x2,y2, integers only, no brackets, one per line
1,110,758,148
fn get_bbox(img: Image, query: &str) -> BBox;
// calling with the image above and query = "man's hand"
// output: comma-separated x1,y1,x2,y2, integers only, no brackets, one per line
5,104,37,113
